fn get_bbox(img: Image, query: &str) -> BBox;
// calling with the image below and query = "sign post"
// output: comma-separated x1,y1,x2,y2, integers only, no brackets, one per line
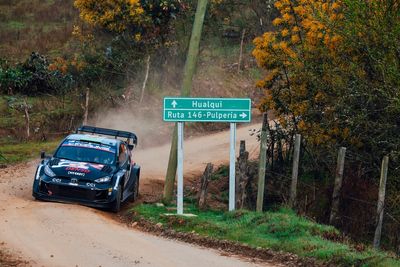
229,122,236,211
177,122,184,215
163,97,251,214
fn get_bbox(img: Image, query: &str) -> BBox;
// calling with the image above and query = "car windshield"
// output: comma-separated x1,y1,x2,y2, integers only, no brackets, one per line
55,139,116,165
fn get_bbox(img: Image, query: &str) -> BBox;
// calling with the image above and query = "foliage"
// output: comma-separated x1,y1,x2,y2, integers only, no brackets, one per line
74,0,182,44
207,0,278,36
72,0,186,100
253,0,400,164
252,0,400,252
131,204,399,266
0,53,73,96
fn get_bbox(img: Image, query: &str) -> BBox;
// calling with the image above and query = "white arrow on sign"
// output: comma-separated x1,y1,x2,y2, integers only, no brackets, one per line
239,112,247,119
171,100,178,108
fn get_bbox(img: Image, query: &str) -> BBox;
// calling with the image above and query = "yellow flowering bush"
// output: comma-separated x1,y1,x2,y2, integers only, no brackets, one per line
253,0,400,171
74,0,182,44
74,0,146,33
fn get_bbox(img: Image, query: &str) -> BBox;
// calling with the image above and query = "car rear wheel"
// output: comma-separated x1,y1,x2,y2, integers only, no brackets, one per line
111,184,122,213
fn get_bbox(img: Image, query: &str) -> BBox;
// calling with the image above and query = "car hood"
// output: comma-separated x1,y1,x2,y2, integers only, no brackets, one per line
47,159,115,180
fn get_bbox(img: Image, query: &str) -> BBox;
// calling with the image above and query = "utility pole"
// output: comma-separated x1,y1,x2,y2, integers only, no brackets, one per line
163,0,209,203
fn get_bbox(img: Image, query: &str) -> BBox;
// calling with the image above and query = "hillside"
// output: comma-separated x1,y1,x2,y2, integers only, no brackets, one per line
0,1,262,142
0,0,78,61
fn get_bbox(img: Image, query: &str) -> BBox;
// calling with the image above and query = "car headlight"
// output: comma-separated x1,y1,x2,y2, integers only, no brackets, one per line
95,176,112,183
44,165,56,177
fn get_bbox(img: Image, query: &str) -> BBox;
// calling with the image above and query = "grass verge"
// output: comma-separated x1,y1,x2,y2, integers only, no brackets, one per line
0,139,60,165
129,204,399,267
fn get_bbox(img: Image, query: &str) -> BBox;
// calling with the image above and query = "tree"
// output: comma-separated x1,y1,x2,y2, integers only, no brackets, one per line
163,0,209,204
74,0,184,100
253,0,400,165
0,53,72,96
74,0,182,45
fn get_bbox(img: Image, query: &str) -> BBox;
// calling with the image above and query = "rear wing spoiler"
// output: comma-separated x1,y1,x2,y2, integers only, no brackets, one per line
76,125,138,146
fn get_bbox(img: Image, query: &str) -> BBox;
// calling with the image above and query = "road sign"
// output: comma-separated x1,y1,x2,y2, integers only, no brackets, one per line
164,97,252,214
163,97,251,122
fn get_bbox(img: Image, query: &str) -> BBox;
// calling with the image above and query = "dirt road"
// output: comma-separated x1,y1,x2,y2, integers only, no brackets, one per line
0,124,277,267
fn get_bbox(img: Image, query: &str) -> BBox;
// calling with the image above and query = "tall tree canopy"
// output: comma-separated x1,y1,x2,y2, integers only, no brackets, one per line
253,0,400,163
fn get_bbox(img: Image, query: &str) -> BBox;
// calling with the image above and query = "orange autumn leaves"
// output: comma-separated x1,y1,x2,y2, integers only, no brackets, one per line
253,0,344,79
252,0,352,146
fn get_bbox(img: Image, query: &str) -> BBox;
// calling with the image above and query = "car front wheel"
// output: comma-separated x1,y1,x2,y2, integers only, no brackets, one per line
111,184,122,213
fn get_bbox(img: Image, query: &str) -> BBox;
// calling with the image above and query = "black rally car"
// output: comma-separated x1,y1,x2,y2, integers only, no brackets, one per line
32,126,140,212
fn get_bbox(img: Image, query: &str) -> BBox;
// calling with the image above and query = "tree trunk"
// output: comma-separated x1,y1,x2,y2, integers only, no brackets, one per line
140,55,151,103
163,0,209,204
163,125,178,204
83,88,90,125
237,29,246,73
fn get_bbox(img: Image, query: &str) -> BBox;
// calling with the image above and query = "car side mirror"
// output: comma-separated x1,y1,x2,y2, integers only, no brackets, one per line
40,151,46,159
128,144,134,150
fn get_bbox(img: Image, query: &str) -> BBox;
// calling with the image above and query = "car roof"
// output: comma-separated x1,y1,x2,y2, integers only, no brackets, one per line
66,134,122,147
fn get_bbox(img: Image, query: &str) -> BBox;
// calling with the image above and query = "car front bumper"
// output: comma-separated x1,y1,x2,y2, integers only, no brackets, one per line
32,178,117,209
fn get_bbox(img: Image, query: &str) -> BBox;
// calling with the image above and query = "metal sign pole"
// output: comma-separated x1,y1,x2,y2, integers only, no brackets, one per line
229,122,236,211
177,122,184,215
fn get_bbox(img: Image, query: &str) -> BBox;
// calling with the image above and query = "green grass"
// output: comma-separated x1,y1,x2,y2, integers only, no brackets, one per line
210,165,229,181
131,204,400,267
4,21,26,30
0,0,77,61
0,139,60,164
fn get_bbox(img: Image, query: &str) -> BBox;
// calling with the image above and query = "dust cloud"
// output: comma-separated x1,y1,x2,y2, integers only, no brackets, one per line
91,106,172,149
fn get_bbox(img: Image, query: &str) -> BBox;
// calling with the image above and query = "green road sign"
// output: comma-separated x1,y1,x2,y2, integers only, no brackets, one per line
163,97,251,122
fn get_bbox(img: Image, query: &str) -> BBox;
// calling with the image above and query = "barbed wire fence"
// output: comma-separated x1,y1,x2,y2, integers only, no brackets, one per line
240,123,400,253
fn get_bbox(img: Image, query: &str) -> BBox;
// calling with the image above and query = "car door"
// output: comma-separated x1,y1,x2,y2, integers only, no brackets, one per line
118,143,130,188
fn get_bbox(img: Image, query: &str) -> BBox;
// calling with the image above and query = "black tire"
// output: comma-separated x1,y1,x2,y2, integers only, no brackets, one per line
111,184,122,213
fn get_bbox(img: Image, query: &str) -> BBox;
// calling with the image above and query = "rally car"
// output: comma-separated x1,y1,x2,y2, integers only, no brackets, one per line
32,126,140,212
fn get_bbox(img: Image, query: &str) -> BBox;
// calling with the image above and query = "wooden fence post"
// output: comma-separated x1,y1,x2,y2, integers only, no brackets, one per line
236,140,246,202
289,134,301,208
373,155,389,249
198,163,213,210
329,147,347,225
236,140,249,209
257,113,268,212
